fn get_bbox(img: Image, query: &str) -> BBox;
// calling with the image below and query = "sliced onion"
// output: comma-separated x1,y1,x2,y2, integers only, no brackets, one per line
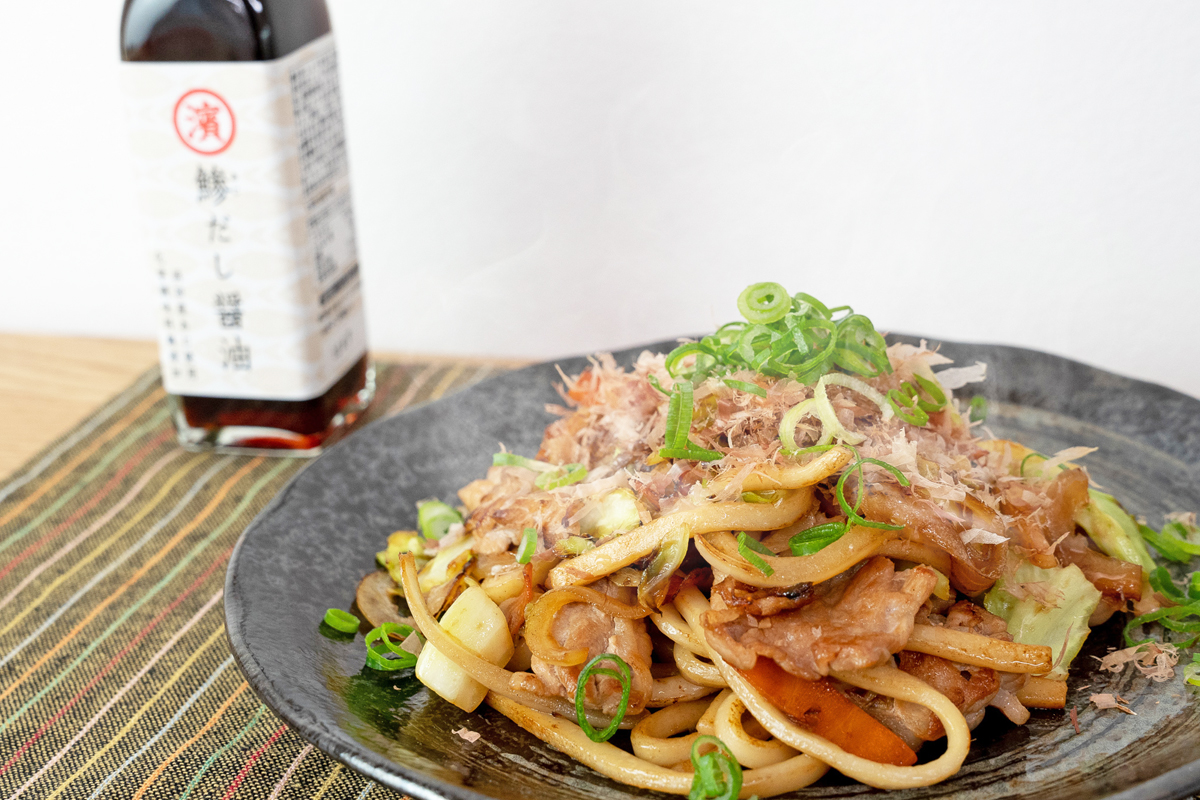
737,450,853,493
549,490,813,589
525,586,649,667
876,538,953,577
814,377,864,446
694,526,893,588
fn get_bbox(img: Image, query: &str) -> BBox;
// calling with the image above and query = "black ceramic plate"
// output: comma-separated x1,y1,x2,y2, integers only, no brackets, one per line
225,338,1200,800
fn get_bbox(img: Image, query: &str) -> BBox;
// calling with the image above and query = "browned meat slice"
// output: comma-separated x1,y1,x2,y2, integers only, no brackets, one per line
711,576,814,617
1002,468,1090,567
858,481,1004,595
944,599,1012,639
703,557,938,681
461,466,578,553
896,651,999,735
520,579,654,716
1056,533,1142,602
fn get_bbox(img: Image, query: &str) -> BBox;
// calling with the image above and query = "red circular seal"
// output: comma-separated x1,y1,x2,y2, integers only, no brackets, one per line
173,89,236,156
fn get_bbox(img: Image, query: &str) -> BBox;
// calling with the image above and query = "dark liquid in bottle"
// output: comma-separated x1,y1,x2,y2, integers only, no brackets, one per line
122,0,372,453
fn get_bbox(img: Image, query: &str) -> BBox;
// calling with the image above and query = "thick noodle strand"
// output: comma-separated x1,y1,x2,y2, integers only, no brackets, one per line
675,586,971,790
904,625,1053,674
488,692,828,798
549,489,814,589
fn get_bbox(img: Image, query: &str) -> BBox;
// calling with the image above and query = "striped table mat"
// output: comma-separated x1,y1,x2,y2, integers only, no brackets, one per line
0,360,506,800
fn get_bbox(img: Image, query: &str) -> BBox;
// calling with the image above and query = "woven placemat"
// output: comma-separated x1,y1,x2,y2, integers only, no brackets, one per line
0,360,506,800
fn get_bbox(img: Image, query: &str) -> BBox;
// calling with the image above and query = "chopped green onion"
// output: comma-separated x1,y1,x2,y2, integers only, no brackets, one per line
575,654,632,742
887,387,929,426
778,398,820,453
688,735,742,800
968,395,988,423
364,622,418,672
1185,655,1200,688
647,374,671,396
658,446,724,462
1019,452,1045,477
517,527,537,564
1140,521,1200,563
741,490,781,504
658,380,724,461
1123,600,1200,647
492,451,549,471
323,608,359,634
911,375,946,413
722,378,767,397
535,463,587,490
1149,566,1186,603
737,282,791,325
835,457,908,532
664,381,695,449
664,285,892,386
736,532,775,576
417,500,463,540
789,522,847,556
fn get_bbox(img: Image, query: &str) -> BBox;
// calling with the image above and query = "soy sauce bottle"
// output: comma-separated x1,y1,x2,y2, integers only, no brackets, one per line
120,0,374,454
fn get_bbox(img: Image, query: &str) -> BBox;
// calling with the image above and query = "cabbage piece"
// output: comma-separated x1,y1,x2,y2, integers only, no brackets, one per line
377,531,427,585
417,534,475,594
578,488,643,539
984,562,1102,680
1076,490,1156,573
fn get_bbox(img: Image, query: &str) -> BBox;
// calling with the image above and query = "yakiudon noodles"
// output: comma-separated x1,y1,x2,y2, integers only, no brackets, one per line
345,283,1199,798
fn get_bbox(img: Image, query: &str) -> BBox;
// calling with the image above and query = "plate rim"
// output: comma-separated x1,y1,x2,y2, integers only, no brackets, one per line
225,335,1200,800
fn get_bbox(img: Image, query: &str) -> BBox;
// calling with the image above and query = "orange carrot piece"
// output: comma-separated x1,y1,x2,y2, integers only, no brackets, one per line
738,658,918,767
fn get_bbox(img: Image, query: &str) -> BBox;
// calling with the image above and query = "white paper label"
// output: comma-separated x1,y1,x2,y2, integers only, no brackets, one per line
122,33,366,401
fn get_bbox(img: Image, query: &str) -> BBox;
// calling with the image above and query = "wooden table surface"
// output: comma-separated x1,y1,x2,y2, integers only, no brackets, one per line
0,333,528,480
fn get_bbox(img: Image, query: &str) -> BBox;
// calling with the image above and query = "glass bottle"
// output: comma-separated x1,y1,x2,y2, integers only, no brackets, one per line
120,0,374,454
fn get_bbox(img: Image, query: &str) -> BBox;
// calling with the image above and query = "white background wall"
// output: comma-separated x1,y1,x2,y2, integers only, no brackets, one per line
2,2,1198,398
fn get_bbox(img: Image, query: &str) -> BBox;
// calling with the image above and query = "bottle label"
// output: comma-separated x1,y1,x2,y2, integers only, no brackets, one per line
122,33,366,401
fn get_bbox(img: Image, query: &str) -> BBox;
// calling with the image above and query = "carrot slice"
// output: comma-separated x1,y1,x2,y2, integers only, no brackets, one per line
738,658,918,767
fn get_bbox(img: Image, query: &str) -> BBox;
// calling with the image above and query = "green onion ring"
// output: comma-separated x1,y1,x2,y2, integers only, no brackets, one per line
834,457,908,531
911,374,947,413
574,654,632,742
364,622,418,671
722,378,767,397
688,735,743,800
778,398,820,453
517,527,537,564
323,608,359,634
789,522,847,556
1019,452,1046,477
968,395,988,423
737,282,791,325
665,343,711,379
535,463,587,490
417,500,464,540
887,388,929,426
658,446,725,462
736,532,776,576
